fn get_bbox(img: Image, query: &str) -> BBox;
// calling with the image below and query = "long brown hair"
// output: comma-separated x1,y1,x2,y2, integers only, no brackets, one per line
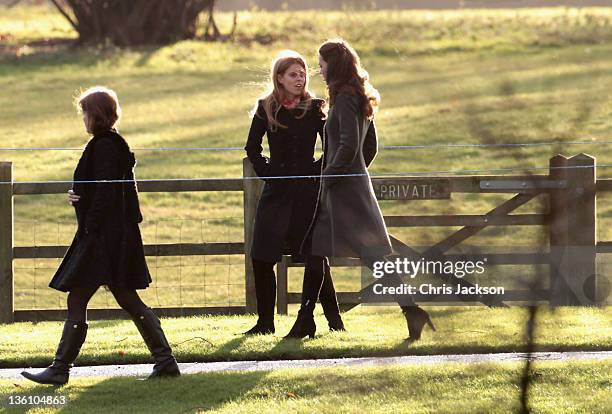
255,50,314,131
318,39,379,119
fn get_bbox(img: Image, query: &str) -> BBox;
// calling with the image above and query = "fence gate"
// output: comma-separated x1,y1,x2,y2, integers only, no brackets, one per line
264,154,603,314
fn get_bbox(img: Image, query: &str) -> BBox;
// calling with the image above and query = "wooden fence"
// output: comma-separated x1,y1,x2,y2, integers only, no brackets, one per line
1,153,610,323
0,162,245,323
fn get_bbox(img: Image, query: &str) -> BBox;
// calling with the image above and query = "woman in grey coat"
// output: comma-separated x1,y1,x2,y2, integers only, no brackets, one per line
287,39,435,340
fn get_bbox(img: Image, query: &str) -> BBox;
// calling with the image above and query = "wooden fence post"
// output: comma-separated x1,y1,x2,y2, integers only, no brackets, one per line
0,162,14,323
243,158,264,313
565,153,597,305
549,155,570,305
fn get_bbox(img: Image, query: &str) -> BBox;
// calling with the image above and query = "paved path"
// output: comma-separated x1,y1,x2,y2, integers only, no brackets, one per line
2,351,610,380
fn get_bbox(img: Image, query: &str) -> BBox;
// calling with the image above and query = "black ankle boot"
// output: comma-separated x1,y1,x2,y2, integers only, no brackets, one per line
402,306,436,341
21,320,88,385
243,320,275,335
284,300,316,339
326,313,346,332
132,308,180,379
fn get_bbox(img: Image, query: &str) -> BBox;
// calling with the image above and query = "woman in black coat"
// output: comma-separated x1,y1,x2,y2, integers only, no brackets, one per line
21,87,180,385
289,39,435,341
244,51,344,335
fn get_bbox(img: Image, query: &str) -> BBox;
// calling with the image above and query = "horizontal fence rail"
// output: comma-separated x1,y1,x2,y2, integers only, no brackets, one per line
13,242,245,259
12,178,244,195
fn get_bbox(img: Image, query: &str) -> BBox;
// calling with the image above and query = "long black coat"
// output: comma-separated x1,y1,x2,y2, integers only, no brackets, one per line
306,93,392,259
49,130,151,292
245,98,325,263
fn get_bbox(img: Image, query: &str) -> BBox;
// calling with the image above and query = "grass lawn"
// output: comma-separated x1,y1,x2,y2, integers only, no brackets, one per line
1,360,610,413
1,306,610,369
2,6,612,309
1,7,611,412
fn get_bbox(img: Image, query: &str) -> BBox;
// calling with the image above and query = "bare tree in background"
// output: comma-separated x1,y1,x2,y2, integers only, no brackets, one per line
48,0,234,46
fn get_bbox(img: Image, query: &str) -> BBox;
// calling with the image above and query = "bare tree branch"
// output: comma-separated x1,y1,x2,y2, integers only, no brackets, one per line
48,0,79,32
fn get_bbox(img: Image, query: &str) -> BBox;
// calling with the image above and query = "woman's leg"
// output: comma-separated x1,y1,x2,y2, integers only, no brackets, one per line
67,285,99,322
285,255,326,339
110,287,180,378
318,258,345,331
21,285,96,385
362,256,435,341
244,259,276,334
109,287,147,316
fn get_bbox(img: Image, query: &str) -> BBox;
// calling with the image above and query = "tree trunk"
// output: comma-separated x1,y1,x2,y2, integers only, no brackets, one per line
49,0,215,46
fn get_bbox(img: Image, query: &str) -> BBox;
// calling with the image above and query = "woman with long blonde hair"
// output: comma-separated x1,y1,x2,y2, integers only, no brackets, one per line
244,50,344,335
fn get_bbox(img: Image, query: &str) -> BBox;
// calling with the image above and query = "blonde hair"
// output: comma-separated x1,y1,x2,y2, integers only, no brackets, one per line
255,50,314,131
74,86,122,135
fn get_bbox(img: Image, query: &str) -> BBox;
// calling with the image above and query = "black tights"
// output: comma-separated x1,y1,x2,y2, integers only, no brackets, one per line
255,256,341,318
67,285,148,322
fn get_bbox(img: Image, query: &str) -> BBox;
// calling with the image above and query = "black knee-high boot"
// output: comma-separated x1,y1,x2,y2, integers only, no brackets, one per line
244,259,276,335
21,321,88,385
285,255,325,339
318,258,345,331
132,308,180,379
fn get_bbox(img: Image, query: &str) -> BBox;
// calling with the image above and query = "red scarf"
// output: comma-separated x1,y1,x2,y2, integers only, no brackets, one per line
282,96,301,110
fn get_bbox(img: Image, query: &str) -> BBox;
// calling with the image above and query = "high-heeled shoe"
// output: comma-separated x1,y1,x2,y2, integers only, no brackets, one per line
319,259,345,332
284,307,316,339
402,306,436,341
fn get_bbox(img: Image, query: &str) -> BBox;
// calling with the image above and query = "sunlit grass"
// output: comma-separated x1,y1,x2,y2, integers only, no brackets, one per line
1,306,610,368
1,360,610,413
2,5,612,310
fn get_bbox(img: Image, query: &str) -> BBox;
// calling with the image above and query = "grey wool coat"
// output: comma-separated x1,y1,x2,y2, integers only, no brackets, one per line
305,92,393,259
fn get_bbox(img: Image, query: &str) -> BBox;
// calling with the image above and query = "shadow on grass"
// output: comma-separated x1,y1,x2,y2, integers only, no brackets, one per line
2,371,270,414
0,42,162,73
207,335,248,357
66,372,267,413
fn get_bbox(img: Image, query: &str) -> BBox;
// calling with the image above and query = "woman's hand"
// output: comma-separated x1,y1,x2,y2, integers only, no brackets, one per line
67,189,80,205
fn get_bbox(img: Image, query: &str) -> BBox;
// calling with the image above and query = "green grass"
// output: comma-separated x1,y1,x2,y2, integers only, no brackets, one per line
1,360,611,413
1,306,610,369
2,5,612,309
